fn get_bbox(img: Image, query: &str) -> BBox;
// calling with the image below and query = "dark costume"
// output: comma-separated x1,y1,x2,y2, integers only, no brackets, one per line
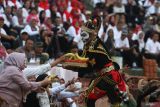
64,16,127,107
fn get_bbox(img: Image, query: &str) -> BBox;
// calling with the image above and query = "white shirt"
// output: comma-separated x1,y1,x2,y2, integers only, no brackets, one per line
112,26,122,40
1,14,12,27
146,5,160,16
63,13,72,23
23,63,51,77
12,16,25,27
59,89,79,99
138,39,145,52
98,22,104,39
22,8,29,23
113,5,125,13
0,6,4,14
66,26,77,38
145,39,160,54
49,84,66,96
7,1,22,9
115,37,130,48
92,0,105,7
23,25,39,36
37,91,50,107
0,28,7,35
46,9,61,18
144,0,153,7
73,35,84,50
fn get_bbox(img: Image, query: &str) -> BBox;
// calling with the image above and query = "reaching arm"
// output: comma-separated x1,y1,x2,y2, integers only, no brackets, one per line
23,55,66,77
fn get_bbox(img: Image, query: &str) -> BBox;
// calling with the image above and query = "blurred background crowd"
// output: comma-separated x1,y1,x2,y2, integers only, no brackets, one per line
1,0,160,68
1,0,160,107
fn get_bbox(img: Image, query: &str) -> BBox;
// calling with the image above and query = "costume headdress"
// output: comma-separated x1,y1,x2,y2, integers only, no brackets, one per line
81,16,101,33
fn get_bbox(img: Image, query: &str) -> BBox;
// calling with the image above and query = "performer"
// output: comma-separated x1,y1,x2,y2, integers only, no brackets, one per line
63,16,127,107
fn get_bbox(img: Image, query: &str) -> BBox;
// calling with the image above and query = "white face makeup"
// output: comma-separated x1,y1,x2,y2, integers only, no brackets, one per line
80,31,90,44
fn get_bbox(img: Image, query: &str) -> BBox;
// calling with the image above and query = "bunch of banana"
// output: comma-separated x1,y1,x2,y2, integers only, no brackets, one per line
64,53,77,60
75,53,89,61
48,74,57,82
64,53,89,61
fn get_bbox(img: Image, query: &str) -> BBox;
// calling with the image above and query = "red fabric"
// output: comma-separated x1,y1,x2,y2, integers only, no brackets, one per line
0,45,7,59
70,7,80,20
71,0,84,10
39,0,49,10
11,0,17,8
11,0,16,4
56,0,67,12
88,70,126,100
150,102,160,107
63,10,71,22
44,18,53,31
104,62,113,67
26,14,39,23
88,87,106,100
133,25,142,34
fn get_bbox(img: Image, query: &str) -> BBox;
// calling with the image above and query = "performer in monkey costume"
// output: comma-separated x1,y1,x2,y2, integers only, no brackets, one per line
63,16,128,107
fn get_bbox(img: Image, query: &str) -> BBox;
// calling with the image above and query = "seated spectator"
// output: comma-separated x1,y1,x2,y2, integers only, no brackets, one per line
114,30,131,66
38,0,50,11
48,3,61,23
144,31,160,66
39,10,46,25
26,8,39,24
54,17,64,34
0,16,16,49
110,21,123,40
113,0,125,14
104,29,116,55
16,39,35,61
18,30,29,47
143,16,154,33
154,16,160,33
0,52,51,107
0,36,7,60
0,1,5,14
12,8,26,31
7,0,22,9
23,16,40,42
33,42,49,64
40,30,52,51
41,17,54,33
22,0,31,23
34,42,44,58
2,6,12,29
127,28,140,67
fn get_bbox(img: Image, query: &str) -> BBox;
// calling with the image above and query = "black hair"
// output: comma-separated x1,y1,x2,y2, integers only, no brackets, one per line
39,10,45,24
36,74,48,82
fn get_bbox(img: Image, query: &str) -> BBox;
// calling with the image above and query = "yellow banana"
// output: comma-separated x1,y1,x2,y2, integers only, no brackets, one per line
64,53,89,61
75,53,89,61
48,74,57,81
64,53,76,60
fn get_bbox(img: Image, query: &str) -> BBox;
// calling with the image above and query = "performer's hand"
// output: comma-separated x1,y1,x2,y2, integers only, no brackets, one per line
57,54,67,63
50,54,67,67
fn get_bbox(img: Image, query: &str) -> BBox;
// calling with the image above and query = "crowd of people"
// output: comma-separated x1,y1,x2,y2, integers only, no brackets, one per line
0,0,160,68
0,0,160,107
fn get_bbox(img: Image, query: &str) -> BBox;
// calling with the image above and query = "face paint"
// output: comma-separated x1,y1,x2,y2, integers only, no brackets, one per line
80,31,89,44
